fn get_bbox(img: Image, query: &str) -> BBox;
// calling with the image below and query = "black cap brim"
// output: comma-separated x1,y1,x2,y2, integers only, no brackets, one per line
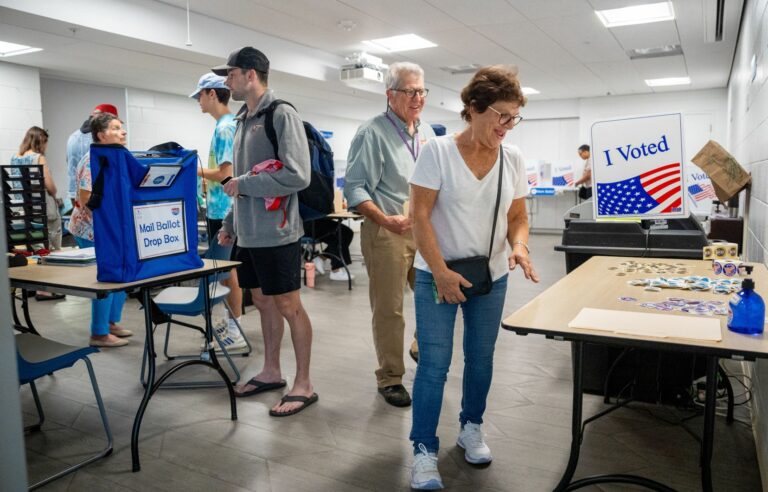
211,64,232,76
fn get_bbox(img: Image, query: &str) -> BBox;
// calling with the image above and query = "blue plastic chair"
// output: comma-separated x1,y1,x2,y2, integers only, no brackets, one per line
140,241,250,387
16,333,113,490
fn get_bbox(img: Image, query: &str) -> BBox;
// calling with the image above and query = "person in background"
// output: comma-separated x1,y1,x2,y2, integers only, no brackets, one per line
302,218,354,281
68,113,133,347
11,127,64,300
408,65,539,489
344,62,435,407
66,103,119,206
190,72,246,351
574,144,592,200
214,47,317,416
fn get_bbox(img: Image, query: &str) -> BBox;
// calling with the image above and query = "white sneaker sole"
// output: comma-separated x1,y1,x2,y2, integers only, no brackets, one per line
456,439,492,464
410,478,443,490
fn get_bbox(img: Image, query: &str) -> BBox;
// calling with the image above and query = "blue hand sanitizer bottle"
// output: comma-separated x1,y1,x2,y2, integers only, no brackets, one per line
727,266,765,335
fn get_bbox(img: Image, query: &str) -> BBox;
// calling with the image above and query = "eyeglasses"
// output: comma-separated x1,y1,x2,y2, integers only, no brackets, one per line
392,88,429,98
487,105,523,126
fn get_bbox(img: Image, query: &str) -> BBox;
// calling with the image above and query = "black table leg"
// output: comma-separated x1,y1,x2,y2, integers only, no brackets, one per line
335,219,352,290
701,356,718,492
131,276,238,473
20,289,40,335
556,340,585,491
131,287,155,472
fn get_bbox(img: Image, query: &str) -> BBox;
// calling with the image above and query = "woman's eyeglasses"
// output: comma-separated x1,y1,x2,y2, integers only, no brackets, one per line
487,106,523,126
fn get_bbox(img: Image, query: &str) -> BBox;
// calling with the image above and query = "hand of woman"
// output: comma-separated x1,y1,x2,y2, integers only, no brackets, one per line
434,268,472,304
509,251,539,283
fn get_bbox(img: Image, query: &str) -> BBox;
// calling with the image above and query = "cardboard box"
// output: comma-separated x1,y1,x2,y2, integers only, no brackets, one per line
691,140,751,202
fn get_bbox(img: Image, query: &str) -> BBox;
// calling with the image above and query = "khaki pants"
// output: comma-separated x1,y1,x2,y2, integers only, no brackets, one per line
361,220,416,388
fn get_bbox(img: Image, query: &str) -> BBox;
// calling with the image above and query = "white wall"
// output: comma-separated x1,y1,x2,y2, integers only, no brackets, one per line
125,88,215,159
40,78,126,196
726,0,768,487
0,61,42,164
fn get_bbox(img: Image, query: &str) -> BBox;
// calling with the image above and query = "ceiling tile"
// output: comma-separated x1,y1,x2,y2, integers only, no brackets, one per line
534,13,627,63
508,0,595,20
610,20,680,51
422,0,527,26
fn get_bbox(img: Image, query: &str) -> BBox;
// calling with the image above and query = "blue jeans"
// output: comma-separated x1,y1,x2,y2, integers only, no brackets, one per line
74,236,127,336
410,269,508,454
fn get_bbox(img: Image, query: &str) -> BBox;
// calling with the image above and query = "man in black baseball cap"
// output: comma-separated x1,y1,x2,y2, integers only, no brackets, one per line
212,47,269,76
214,44,318,418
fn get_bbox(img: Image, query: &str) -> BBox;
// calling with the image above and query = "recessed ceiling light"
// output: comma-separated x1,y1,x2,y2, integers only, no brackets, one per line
645,76,691,87
0,41,42,57
595,2,675,28
522,87,540,95
362,34,437,52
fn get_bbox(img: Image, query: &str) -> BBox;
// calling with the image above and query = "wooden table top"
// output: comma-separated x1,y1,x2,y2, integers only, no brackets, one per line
502,256,768,359
8,259,239,297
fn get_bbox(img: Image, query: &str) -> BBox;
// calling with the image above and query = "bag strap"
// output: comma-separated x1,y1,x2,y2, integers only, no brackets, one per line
256,99,296,159
487,147,504,259
86,155,109,211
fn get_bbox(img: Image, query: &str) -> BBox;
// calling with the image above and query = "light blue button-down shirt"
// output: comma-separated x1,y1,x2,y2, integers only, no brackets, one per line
344,110,435,216
66,127,92,199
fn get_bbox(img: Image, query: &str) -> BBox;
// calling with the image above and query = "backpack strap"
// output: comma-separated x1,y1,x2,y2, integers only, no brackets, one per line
256,99,296,160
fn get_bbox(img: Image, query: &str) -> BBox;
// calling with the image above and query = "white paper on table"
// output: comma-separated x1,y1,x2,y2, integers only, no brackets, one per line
568,308,722,342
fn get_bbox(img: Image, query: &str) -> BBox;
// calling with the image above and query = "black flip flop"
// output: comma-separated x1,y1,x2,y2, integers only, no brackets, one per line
269,393,319,417
234,378,286,398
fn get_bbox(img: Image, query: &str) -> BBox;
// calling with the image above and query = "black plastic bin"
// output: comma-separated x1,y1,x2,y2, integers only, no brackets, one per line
556,215,710,404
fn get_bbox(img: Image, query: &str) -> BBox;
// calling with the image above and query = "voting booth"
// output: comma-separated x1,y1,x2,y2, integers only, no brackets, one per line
88,143,203,283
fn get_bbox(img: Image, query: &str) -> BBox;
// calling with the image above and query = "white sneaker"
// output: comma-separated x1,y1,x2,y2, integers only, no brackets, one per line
330,269,354,281
411,444,443,490
216,332,247,352
456,423,492,464
227,318,243,339
313,256,326,275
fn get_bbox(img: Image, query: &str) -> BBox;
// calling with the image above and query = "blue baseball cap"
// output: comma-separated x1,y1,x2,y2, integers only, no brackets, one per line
189,73,228,99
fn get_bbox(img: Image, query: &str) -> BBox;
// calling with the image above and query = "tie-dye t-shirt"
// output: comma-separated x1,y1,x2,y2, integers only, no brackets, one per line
198,113,236,219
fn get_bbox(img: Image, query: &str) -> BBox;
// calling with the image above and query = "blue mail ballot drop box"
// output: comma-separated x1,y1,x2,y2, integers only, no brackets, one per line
88,143,203,283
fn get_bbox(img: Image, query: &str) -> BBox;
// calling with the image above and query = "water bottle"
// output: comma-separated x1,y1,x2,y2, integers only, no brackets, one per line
305,261,315,288
727,266,765,335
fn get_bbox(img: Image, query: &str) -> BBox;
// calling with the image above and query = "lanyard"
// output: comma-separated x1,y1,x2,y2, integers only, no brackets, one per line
385,112,420,161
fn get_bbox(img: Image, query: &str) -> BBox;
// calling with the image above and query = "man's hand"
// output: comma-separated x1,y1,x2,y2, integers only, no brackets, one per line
218,229,234,246
509,250,539,283
222,177,239,197
382,215,412,235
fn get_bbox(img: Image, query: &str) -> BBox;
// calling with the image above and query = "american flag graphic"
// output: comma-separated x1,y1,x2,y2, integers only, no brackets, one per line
687,183,716,201
527,172,537,186
597,162,682,216
552,173,574,187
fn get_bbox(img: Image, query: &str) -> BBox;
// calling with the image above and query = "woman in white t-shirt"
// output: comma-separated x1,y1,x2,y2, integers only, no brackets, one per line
407,66,539,490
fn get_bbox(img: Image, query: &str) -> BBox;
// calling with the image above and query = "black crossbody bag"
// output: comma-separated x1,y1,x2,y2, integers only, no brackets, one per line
444,148,504,298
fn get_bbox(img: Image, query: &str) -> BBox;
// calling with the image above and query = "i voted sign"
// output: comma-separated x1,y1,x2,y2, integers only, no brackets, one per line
591,113,686,219
133,200,188,260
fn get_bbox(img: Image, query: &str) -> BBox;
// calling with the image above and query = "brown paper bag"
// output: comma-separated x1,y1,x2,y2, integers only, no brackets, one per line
691,140,751,202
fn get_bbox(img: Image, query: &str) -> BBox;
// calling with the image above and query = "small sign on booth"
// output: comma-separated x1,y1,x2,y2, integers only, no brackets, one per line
133,200,188,260
591,113,686,219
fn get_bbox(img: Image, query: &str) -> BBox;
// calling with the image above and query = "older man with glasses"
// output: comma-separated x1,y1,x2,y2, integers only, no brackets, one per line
344,62,436,407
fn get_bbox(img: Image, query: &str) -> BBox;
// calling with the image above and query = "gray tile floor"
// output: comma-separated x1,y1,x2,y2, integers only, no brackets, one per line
17,233,762,491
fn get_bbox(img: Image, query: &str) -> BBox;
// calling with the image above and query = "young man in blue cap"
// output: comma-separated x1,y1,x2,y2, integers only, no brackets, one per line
190,72,246,351
213,47,318,417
